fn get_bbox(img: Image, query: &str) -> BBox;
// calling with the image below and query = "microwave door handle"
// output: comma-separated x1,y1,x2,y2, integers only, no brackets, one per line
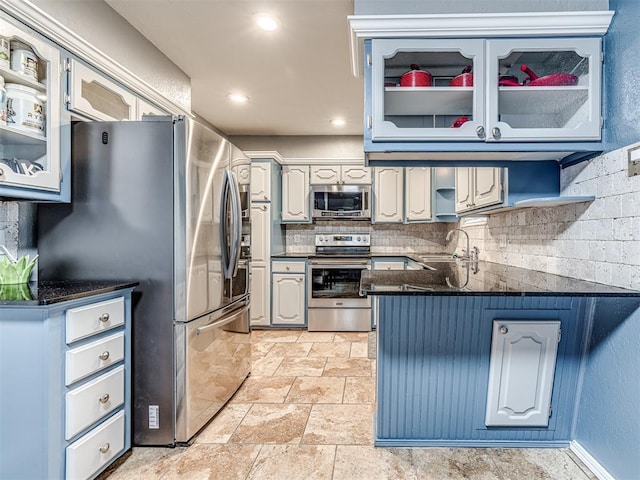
219,171,232,279
228,171,242,277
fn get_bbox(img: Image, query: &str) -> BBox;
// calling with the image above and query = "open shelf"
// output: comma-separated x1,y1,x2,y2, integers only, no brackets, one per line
0,66,46,92
0,124,46,144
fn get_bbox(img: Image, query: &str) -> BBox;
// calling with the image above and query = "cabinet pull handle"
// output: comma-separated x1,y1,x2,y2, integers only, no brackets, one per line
286,266,290,271
475,126,485,139
99,393,110,404
99,313,110,323
99,443,111,454
263,195,268,200
492,127,501,140
499,326,508,334
99,351,110,361
0,167,4,177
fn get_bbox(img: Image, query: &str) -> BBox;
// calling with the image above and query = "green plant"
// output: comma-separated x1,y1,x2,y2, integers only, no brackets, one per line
0,254,38,284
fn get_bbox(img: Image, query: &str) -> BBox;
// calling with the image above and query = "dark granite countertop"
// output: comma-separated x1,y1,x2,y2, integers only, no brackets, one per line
361,260,640,297
0,280,138,306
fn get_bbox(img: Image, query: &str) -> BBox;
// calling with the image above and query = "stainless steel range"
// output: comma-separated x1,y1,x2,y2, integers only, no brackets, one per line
307,234,372,332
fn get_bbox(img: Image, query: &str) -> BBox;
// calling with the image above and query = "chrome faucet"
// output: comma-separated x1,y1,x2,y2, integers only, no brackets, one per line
446,228,470,260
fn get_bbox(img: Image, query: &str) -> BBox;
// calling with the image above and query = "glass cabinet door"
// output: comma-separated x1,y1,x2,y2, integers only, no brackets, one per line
0,16,61,194
486,38,601,142
371,39,485,142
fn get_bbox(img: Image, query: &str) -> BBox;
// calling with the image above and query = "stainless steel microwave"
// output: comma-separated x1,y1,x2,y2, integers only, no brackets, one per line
311,185,371,220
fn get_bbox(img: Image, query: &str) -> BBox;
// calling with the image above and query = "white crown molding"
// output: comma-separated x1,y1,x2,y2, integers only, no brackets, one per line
569,441,616,480
348,10,615,77
243,151,365,165
0,0,191,116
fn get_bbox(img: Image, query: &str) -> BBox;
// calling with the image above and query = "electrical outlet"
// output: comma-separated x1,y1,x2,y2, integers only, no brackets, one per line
628,145,640,177
499,234,507,249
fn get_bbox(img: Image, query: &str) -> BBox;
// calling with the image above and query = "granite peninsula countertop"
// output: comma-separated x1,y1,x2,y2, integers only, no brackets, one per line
0,280,138,305
361,260,640,297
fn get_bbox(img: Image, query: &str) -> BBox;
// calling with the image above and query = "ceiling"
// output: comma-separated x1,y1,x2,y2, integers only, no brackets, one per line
105,0,363,137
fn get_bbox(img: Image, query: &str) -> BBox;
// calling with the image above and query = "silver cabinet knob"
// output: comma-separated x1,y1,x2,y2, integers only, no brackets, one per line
0,167,4,177
476,126,485,139
492,127,501,140
499,326,508,334
99,351,110,361
99,393,110,404
99,443,111,454
99,313,110,323
263,194,268,200
286,266,290,271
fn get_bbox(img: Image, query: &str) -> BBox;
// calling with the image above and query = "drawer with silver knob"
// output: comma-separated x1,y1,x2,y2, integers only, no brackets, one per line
66,410,125,480
65,332,125,386
66,297,125,344
272,260,306,273
65,366,124,439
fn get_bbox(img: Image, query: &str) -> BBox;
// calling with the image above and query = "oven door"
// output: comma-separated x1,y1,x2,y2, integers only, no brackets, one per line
307,259,371,308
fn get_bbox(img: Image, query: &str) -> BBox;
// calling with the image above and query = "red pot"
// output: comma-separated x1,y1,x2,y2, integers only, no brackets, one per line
521,64,578,86
451,116,470,128
400,64,432,87
498,75,520,86
450,66,473,87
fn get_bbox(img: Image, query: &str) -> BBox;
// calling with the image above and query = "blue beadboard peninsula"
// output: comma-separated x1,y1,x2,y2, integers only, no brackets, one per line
361,262,640,449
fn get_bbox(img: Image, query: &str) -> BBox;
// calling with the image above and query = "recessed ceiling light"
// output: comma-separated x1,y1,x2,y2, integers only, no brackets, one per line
330,118,346,127
228,93,248,104
254,13,279,31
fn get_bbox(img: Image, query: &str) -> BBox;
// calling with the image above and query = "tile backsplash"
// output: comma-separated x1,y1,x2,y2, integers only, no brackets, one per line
0,202,20,258
285,221,451,255
456,142,640,290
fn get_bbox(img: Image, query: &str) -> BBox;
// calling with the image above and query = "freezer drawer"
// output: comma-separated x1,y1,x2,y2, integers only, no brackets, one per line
175,301,251,443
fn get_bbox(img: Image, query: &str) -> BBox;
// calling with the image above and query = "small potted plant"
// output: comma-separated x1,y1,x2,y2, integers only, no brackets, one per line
0,245,38,285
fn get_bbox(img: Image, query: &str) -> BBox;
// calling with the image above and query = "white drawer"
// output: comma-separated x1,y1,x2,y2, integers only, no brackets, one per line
66,297,125,344
373,261,405,270
66,410,125,480
66,366,125,440
272,260,306,273
65,332,125,386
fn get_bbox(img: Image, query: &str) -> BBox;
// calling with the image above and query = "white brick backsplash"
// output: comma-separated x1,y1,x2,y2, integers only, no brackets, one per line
459,143,640,290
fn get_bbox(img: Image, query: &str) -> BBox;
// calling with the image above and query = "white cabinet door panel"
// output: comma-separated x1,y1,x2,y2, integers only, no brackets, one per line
272,274,305,325
405,167,432,222
250,163,271,202
250,204,269,264
486,320,560,427
282,165,309,222
68,59,136,121
310,166,340,184
250,265,269,326
473,168,502,209
374,167,403,223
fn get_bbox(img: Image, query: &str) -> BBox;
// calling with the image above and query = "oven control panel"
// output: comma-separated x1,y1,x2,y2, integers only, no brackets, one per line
315,234,370,247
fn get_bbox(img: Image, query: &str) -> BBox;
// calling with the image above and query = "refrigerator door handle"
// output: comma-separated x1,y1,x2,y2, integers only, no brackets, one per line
228,171,242,277
195,302,250,335
219,170,232,279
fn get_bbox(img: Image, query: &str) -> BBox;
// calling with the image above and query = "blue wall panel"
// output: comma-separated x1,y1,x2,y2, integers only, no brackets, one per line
575,298,640,480
376,295,588,446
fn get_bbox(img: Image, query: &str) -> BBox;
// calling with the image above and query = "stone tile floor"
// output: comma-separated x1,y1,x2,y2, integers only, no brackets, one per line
101,330,597,479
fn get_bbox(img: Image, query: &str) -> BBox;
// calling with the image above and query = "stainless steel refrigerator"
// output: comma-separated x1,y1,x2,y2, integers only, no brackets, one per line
37,116,251,446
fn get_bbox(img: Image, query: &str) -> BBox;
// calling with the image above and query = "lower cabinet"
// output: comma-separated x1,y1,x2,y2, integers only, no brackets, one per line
271,260,306,326
485,320,561,427
250,265,270,327
0,288,134,480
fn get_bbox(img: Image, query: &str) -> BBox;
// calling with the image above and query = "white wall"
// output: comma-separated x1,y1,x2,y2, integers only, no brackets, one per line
31,0,191,110
456,142,640,290
230,135,365,162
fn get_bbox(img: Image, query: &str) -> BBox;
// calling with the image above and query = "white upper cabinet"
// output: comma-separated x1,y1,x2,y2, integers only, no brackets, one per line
310,165,371,185
455,167,503,213
0,14,65,199
250,162,271,202
370,37,602,143
404,167,432,222
67,59,136,122
281,165,310,222
373,167,403,223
